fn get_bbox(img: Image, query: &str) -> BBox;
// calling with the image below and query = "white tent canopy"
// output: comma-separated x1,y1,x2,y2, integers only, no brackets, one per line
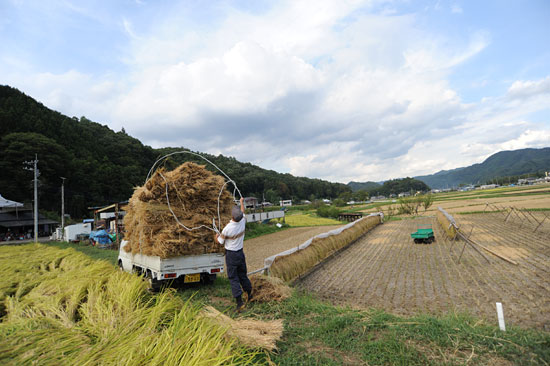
0,194,24,208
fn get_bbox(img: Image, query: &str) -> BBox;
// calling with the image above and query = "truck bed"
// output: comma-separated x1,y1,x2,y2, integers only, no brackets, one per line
118,241,225,276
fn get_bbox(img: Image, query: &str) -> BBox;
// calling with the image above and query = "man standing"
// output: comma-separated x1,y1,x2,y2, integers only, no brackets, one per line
216,197,253,312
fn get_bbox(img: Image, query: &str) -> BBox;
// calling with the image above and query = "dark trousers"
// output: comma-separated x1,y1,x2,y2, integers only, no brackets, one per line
225,249,252,298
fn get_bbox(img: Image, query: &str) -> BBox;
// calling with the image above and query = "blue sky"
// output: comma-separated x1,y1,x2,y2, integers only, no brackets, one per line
2,0,549,183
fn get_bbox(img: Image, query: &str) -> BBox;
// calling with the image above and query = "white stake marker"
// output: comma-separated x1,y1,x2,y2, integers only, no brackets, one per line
496,302,506,331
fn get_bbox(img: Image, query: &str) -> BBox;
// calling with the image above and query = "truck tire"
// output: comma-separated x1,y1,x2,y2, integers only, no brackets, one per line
202,273,216,285
146,270,161,292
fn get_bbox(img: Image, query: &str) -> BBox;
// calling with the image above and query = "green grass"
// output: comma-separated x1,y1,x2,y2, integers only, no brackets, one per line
245,222,291,240
181,286,550,366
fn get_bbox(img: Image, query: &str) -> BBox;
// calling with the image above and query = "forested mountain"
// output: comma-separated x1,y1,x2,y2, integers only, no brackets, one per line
367,178,430,197
414,148,550,189
347,181,381,192
0,85,350,218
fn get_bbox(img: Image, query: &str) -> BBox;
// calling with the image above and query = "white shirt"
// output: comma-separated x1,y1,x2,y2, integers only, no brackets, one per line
217,218,246,251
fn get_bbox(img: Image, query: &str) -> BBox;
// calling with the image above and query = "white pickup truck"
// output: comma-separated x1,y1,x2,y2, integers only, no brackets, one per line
118,240,225,290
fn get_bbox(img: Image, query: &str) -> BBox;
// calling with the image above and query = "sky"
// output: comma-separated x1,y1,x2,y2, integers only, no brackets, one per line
2,0,549,183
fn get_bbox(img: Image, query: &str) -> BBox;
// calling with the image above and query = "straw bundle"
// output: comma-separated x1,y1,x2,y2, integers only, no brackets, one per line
249,274,291,303
123,162,234,258
270,215,381,282
437,210,457,239
201,306,284,351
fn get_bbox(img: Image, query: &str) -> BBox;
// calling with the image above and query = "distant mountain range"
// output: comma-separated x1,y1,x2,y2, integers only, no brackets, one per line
347,148,550,191
414,148,550,189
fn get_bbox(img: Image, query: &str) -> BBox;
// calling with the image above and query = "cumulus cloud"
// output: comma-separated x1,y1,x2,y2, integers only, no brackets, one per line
507,76,550,100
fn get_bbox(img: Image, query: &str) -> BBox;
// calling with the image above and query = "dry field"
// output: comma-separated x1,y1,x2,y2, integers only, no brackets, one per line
360,183,550,215
297,215,550,330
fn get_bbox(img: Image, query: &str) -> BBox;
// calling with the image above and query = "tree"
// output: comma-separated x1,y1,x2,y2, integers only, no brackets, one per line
422,194,434,212
356,190,369,202
338,191,352,203
264,189,278,204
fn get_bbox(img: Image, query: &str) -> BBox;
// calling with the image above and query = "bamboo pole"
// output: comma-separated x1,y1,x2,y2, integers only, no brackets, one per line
533,214,548,233
474,241,518,265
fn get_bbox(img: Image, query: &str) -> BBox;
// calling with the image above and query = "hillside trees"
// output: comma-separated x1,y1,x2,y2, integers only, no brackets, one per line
369,177,430,197
0,132,72,211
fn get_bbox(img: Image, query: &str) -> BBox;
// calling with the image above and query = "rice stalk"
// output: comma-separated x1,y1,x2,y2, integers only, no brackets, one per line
0,244,258,366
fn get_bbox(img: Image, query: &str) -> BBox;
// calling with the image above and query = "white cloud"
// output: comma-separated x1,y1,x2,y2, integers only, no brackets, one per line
507,76,550,100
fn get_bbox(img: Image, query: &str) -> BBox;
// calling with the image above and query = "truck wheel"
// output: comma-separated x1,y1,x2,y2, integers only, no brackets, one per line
203,273,216,285
146,270,161,292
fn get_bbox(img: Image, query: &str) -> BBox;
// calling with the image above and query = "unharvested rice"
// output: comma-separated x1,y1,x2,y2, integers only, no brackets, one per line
0,244,257,366
201,306,283,351
249,274,291,303
123,162,234,258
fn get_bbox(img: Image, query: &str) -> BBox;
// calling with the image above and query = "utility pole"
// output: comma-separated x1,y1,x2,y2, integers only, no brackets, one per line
24,155,39,243
61,177,66,241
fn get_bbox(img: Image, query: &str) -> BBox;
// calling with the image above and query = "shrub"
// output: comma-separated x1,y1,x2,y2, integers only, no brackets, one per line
317,206,340,218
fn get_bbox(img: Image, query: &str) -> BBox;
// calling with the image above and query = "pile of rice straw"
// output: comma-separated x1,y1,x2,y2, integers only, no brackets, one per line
123,162,234,258
201,306,284,351
249,274,291,303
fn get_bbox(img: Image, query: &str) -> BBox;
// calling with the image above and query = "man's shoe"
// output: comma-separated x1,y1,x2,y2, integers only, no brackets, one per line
235,295,244,313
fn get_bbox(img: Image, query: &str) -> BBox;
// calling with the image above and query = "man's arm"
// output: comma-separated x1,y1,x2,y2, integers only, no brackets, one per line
240,197,245,213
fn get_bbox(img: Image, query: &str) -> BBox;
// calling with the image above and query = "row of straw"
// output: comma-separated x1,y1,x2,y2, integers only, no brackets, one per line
269,215,382,282
437,210,458,239
0,244,258,366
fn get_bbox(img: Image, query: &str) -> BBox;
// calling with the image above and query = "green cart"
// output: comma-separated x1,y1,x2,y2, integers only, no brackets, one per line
411,225,435,244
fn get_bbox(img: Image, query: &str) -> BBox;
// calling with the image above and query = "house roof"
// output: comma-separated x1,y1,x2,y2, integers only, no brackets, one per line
0,211,58,228
0,194,23,208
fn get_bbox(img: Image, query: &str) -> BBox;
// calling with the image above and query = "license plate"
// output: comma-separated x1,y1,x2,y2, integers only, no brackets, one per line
184,273,201,283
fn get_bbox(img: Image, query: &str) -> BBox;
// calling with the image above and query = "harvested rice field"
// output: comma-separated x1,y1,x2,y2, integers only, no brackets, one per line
360,183,550,215
297,215,550,330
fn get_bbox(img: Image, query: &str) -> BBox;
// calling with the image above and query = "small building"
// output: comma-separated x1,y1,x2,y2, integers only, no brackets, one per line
479,184,498,190
0,194,58,240
398,192,410,198
518,178,537,185
371,195,386,201
279,199,292,207
244,197,258,209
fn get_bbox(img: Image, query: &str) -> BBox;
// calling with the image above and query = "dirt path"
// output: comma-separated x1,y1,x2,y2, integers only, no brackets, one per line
297,216,550,330
243,225,343,272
